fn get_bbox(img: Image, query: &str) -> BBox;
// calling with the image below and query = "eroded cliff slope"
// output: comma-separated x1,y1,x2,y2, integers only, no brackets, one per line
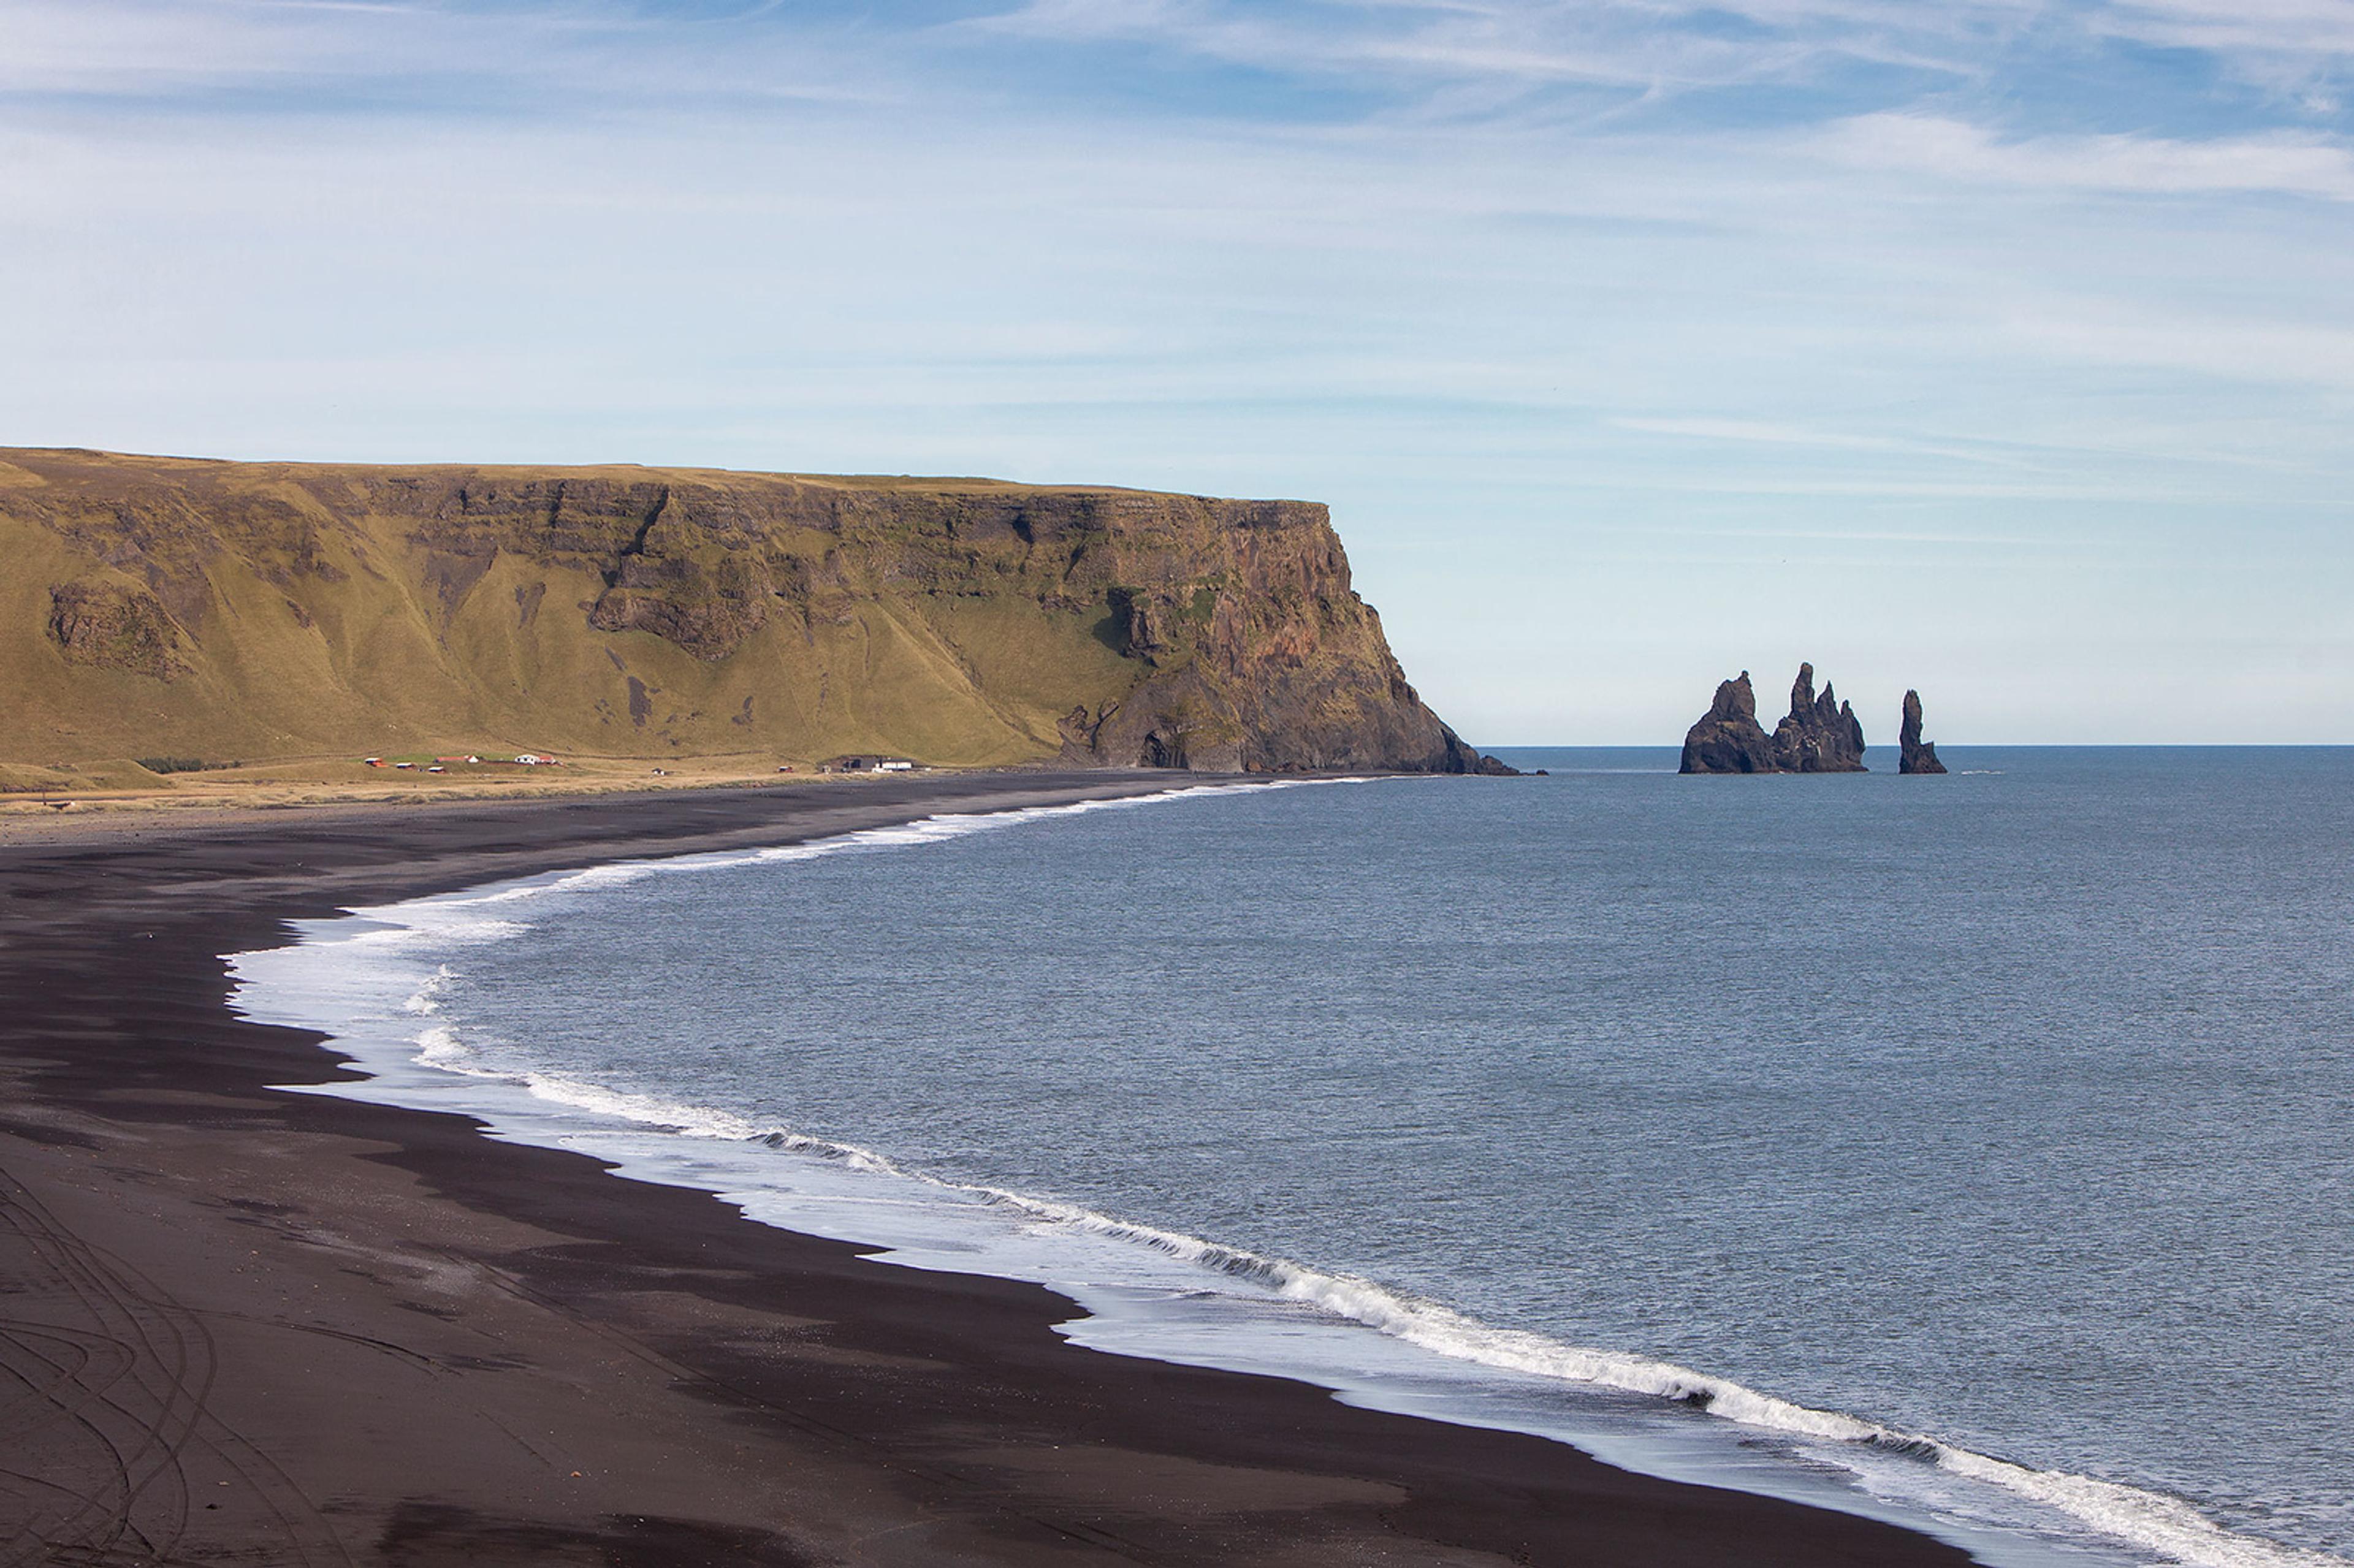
1,449,1491,773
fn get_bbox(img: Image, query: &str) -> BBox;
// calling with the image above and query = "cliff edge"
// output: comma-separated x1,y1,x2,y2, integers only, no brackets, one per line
0,449,1496,774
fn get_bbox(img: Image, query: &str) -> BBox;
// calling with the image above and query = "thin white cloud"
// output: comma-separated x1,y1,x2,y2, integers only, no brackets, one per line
0,0,565,92
969,0,2354,147
966,0,1999,98
2087,0,2354,106
2097,0,2354,55
970,0,1651,88
1609,416,2059,472
0,0,885,105
2003,300,2354,390
221,1,432,13
1660,523,2051,545
1615,416,1932,451
1817,113,2354,200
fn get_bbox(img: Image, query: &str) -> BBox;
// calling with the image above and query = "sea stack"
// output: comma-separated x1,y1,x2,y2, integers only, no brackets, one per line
1899,690,1948,774
1678,671,1778,773
1680,662,1867,774
1772,663,1867,772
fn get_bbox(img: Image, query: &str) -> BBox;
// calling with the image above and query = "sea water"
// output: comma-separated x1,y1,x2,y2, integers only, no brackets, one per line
230,750,2354,1568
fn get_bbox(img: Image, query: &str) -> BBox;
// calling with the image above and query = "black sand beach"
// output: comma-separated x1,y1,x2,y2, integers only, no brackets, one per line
0,774,1978,1566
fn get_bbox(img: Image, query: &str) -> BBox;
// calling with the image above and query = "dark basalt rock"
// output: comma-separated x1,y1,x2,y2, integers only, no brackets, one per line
1899,689,1947,775
1773,663,1866,773
1680,663,1867,774
1444,728,1522,775
1678,671,1778,774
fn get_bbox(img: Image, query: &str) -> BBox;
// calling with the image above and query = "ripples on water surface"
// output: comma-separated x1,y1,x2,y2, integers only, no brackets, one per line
238,748,2354,1567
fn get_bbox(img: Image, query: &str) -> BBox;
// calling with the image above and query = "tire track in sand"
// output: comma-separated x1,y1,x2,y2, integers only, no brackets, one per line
0,1167,354,1566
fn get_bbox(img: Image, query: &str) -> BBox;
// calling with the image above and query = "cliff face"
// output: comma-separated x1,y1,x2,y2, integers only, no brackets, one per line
0,449,1491,773
1680,663,1867,774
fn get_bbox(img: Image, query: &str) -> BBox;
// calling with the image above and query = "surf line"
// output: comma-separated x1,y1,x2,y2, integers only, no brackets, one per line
230,777,2349,1568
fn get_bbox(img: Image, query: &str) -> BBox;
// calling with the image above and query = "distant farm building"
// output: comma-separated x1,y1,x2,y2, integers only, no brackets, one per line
822,756,919,774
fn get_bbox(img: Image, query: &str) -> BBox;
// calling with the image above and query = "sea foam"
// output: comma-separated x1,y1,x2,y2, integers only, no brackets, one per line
228,778,2348,1568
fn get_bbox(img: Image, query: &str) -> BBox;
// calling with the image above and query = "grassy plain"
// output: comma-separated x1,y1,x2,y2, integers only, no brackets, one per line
0,752,952,841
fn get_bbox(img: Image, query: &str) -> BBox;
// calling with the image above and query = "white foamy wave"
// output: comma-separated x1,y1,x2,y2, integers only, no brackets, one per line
412,1024,499,1076
751,1126,908,1176
248,772,2345,1568
276,784,1291,1005
971,1192,2344,1567
335,913,533,951
1938,1453,2348,1568
515,1071,775,1143
401,964,456,1016
368,1049,2342,1568
340,779,1308,932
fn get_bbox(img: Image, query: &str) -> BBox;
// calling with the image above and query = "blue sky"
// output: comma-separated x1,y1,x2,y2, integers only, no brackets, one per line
6,0,2352,742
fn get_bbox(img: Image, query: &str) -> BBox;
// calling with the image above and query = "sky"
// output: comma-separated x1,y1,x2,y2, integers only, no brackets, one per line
5,0,2352,743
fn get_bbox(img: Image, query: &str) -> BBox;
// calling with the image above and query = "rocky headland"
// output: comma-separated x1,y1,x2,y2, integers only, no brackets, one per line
1680,664,1867,774
0,448,1505,776
1900,689,1948,774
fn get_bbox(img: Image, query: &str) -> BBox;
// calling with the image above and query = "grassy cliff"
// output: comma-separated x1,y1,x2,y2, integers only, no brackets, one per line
0,449,1490,775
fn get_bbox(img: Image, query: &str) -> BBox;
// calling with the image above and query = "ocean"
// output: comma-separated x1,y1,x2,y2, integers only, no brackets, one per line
230,748,2354,1568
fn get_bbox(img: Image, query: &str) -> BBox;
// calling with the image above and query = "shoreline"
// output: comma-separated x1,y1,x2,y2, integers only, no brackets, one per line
0,772,1977,1566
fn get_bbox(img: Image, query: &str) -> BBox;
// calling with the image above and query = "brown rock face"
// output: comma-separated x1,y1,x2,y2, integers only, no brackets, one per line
0,449,1499,774
1899,689,1948,774
1047,507,1492,772
1680,662,1867,774
46,580,186,680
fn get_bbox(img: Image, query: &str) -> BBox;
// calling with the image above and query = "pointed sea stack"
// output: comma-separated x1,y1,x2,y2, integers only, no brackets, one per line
1899,690,1947,774
1771,663,1867,772
1678,671,1778,773
1680,663,1867,774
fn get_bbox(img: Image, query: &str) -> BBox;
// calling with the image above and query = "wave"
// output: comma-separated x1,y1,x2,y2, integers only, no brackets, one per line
232,778,2347,1568
361,777,1339,927
337,1013,2348,1568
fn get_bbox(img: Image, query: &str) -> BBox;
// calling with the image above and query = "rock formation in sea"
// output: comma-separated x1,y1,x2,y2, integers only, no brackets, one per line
1680,663,1867,774
1678,671,1778,774
1899,689,1948,775
0,447,1506,775
1772,662,1867,772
